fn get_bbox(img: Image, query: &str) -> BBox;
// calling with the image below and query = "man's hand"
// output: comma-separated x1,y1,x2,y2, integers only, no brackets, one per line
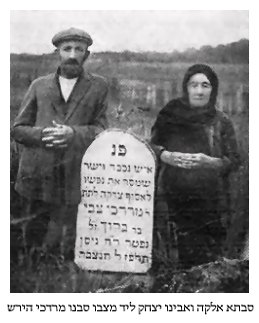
42,120,74,149
161,151,223,170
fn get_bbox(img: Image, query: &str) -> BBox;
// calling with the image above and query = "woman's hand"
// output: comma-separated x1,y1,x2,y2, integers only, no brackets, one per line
187,153,223,169
161,151,223,169
160,151,192,168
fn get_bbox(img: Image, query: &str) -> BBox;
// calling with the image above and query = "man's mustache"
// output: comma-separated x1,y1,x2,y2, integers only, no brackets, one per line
63,58,80,66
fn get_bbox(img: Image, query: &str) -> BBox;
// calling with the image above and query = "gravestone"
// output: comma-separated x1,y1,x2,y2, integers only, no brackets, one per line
75,129,156,273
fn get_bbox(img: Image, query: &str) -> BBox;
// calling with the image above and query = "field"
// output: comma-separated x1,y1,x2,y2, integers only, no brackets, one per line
10,54,249,292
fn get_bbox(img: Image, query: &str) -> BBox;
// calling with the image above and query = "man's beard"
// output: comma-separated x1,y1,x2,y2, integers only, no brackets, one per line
59,59,83,79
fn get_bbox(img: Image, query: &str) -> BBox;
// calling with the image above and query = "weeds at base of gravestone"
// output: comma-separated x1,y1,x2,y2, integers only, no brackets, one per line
150,258,249,293
10,246,249,293
11,246,155,293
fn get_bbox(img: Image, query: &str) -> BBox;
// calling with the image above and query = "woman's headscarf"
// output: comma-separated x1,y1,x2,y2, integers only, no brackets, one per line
151,64,220,137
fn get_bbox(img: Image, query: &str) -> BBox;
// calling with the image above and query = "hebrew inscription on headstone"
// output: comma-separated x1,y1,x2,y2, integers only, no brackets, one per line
75,129,156,273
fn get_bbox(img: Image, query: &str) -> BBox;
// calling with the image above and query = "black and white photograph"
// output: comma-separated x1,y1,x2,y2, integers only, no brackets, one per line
9,9,250,296
4,2,259,320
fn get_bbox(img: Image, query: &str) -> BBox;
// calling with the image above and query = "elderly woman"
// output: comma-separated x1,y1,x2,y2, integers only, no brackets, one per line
151,64,240,269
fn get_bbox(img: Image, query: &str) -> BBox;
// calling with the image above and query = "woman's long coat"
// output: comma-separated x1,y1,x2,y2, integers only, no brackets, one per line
12,71,108,205
151,99,240,200
150,99,241,267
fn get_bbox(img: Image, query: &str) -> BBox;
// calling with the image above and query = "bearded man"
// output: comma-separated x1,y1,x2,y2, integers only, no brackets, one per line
12,28,109,258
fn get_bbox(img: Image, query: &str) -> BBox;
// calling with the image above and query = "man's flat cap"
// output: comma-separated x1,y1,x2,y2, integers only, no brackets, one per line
52,27,93,47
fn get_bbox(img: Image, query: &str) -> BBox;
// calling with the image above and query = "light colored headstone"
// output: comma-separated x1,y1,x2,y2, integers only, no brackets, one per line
75,129,156,273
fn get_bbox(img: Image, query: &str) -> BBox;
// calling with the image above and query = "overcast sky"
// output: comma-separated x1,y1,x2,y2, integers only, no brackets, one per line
10,10,248,54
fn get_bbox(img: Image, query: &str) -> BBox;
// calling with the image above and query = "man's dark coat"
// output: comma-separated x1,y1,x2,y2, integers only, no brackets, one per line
12,71,108,205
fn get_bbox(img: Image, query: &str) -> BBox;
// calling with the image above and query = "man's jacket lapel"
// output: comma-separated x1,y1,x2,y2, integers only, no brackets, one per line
65,72,92,122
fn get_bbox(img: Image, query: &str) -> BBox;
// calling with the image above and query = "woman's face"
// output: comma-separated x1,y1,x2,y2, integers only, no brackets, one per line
187,73,212,108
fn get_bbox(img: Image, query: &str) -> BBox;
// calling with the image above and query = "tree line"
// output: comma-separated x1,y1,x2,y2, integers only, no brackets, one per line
11,39,248,65
93,39,248,64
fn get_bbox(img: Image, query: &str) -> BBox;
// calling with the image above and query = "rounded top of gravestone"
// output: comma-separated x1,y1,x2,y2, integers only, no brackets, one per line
83,129,156,164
